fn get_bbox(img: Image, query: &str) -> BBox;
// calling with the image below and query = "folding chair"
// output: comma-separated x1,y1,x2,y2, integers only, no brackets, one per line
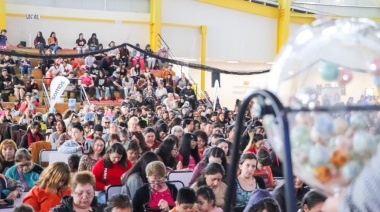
167,171,193,187
166,180,184,191
106,184,123,202
48,152,71,164
39,149,57,167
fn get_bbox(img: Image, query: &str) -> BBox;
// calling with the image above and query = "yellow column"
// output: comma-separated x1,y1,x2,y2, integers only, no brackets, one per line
200,25,207,94
150,0,162,52
0,0,6,30
276,0,291,53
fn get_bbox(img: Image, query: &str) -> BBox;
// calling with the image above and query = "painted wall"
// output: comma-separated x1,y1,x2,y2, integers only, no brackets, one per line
161,0,278,62
5,4,150,48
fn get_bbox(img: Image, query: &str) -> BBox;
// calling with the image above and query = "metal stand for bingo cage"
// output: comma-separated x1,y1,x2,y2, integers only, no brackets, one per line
224,90,296,212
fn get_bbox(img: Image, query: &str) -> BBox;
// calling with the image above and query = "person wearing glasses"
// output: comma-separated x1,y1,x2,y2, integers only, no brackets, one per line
132,161,178,211
23,162,71,212
50,171,105,212
4,149,43,194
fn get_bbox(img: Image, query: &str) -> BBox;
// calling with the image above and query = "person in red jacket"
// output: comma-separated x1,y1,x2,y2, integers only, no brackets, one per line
92,142,132,204
18,93,40,115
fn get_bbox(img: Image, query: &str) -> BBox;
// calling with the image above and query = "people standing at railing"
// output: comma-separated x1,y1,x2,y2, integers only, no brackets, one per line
34,31,46,55
76,33,87,54
88,33,99,51
131,43,145,69
0,55,16,75
48,32,59,55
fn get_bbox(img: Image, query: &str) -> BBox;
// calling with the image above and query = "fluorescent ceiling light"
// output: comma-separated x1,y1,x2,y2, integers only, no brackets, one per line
226,60,240,63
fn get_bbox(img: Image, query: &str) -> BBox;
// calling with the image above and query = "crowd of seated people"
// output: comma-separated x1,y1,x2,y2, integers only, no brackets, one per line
1,29,378,211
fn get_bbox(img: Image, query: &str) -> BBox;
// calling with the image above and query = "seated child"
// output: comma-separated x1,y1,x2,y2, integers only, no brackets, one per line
196,186,223,212
169,187,197,212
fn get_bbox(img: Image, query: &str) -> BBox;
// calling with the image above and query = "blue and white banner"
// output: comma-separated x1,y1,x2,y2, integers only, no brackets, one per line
50,76,70,108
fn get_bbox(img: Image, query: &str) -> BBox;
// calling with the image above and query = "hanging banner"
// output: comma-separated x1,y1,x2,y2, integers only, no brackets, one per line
50,76,70,108
213,80,220,111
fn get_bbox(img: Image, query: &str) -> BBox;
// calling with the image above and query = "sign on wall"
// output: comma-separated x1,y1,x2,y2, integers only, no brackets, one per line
26,14,40,20
320,87,341,106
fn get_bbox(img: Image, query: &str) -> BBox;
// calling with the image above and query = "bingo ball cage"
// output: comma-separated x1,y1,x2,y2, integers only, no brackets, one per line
224,18,380,212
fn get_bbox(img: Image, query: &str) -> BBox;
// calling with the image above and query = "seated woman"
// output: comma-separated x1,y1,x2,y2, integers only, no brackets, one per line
155,136,179,171
78,137,106,172
132,161,178,211
18,109,33,125
92,142,133,204
34,31,46,55
19,57,32,79
0,108,16,124
18,93,40,115
23,162,71,212
144,44,156,69
47,32,59,55
50,171,105,212
177,133,201,170
163,73,175,93
48,120,66,149
191,163,227,208
4,148,43,193
25,76,38,96
141,127,161,153
0,140,17,174
121,152,159,199
233,153,266,209
94,70,110,101
189,147,227,186
19,121,44,150
11,76,25,102
194,130,208,159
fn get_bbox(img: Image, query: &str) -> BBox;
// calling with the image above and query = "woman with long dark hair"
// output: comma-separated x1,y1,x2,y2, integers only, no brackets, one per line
78,137,106,171
155,123,169,142
47,32,59,55
92,142,132,204
141,127,160,153
191,163,227,208
34,31,46,55
19,121,44,150
48,120,66,149
155,136,178,171
121,152,159,199
177,133,200,170
189,147,227,185
122,72,134,97
163,73,175,93
94,70,110,100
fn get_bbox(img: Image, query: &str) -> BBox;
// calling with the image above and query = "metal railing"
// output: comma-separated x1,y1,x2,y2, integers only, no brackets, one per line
157,34,212,107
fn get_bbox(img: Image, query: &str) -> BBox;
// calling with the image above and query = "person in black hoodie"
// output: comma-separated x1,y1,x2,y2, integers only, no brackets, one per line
50,171,105,212
88,33,99,51
94,70,110,100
